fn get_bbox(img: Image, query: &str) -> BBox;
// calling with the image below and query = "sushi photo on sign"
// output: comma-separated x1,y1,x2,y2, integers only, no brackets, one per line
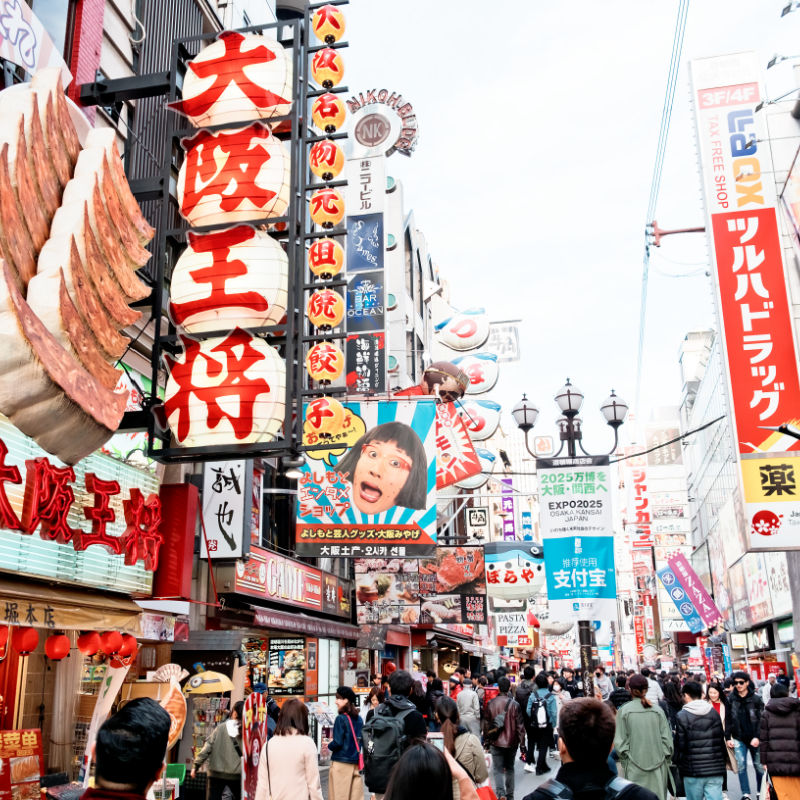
418,547,487,624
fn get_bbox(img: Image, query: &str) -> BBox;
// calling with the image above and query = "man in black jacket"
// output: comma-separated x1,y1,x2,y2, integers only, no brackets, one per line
523,698,657,800
606,675,632,713
515,666,537,771
560,667,583,699
674,681,726,800
729,672,765,800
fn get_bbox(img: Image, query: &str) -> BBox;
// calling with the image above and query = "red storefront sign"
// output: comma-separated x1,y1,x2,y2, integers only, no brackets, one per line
0,729,43,800
235,545,322,611
629,468,652,548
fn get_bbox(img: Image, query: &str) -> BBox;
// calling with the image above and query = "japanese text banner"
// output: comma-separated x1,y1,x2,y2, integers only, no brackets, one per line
656,563,704,634
666,553,724,628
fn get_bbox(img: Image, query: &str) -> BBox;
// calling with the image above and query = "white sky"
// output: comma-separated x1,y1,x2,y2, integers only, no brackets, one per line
344,1,800,449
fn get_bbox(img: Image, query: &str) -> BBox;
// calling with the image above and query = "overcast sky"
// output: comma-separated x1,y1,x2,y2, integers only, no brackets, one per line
344,1,800,448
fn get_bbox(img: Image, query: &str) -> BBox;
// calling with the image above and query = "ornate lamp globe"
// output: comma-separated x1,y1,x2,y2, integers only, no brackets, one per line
512,394,539,432
600,390,629,428
554,378,584,418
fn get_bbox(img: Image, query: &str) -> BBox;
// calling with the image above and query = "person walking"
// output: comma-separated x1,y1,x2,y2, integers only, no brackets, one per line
673,681,727,800
83,698,171,800
759,683,800,800
729,671,765,800
436,695,488,796
595,667,613,701
761,675,777,705
383,742,454,800
328,687,364,800
427,678,445,732
522,698,659,800
661,681,684,733
560,667,584,699
255,699,323,800
191,701,244,800
641,668,665,706
614,674,673,800
607,674,632,714
486,676,526,800
364,687,385,723
706,682,733,800
456,675,482,737
525,672,558,776
515,667,537,771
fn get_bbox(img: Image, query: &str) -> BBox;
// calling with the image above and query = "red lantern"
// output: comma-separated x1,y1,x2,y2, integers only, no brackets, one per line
0,625,8,649
304,396,345,440
307,289,344,329
311,93,346,133
45,634,71,661
309,187,345,229
77,631,101,656
100,630,123,655
311,48,344,90
309,139,344,181
312,5,346,44
12,626,39,655
308,237,344,279
119,634,138,658
306,342,344,383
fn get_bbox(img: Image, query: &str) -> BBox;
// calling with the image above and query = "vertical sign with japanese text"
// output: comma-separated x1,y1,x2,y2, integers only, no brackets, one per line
201,460,252,559
539,457,617,620
692,52,800,550
501,478,516,540
346,332,386,394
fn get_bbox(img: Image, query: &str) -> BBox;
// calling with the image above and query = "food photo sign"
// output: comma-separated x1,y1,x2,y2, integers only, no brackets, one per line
268,638,305,696
355,558,420,624
418,547,487,624
295,400,438,557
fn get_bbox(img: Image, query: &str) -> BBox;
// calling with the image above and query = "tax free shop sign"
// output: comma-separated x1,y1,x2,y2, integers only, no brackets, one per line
539,458,617,621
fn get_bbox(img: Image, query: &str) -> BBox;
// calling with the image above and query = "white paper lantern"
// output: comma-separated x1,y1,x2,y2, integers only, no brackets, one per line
454,448,495,490
164,329,285,447
456,399,501,441
169,225,288,334
177,122,290,227
434,307,490,351
170,32,293,128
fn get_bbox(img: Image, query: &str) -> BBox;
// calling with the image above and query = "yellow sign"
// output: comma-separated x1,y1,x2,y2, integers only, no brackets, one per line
741,455,800,504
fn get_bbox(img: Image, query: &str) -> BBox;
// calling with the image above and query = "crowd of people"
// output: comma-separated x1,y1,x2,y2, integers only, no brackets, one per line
88,665,800,800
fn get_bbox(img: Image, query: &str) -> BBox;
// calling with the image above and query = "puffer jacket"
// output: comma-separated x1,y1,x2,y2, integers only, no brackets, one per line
759,696,800,776
674,700,727,778
486,692,526,749
730,687,764,742
606,688,632,712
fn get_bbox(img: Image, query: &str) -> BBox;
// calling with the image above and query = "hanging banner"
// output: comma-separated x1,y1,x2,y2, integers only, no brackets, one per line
539,457,617,620
242,693,266,800
501,478,516,540
201,460,252,559
296,400,437,556
656,563,705,634
627,467,653,549
483,541,545,599
0,2,72,83
666,553,724,628
435,402,481,489
418,546,487,624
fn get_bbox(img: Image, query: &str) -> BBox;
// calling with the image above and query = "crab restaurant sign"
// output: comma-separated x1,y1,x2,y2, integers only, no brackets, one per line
347,89,418,156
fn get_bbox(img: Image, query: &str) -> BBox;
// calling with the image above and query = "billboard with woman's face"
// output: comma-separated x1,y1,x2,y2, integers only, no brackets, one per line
296,400,438,556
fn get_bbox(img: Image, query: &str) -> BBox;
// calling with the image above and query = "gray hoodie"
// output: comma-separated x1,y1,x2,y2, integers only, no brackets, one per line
683,699,713,716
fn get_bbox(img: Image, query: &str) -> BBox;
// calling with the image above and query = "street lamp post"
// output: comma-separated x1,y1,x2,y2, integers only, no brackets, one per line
512,379,628,698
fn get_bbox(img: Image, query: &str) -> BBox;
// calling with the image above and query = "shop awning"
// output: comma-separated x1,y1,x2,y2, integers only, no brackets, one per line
0,577,142,633
251,606,360,639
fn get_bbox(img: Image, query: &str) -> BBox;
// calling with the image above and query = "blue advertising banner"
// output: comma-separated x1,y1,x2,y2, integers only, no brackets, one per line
346,271,385,332
539,456,617,620
656,564,705,633
521,511,533,540
295,399,437,557
346,213,384,273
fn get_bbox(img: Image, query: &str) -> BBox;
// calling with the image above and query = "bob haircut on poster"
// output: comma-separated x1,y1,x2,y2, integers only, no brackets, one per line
336,421,427,510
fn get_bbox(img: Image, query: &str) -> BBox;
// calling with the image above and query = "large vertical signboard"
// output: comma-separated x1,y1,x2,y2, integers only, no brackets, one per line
692,53,800,550
296,399,437,556
539,457,617,620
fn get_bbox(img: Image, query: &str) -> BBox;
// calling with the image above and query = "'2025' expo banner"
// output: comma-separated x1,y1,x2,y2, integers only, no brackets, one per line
692,52,800,551
295,399,437,557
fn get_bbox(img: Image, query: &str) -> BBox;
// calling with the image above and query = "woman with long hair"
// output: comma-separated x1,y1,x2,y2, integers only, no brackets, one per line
254,699,322,800
435,696,487,793
328,687,364,800
614,674,673,800
662,680,684,733
707,681,733,800
384,742,454,800
364,686,384,723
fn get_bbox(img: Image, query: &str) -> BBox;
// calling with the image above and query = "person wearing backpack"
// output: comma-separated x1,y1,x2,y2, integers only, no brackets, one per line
522,698,659,800
362,669,427,799
486,677,526,800
525,672,558,775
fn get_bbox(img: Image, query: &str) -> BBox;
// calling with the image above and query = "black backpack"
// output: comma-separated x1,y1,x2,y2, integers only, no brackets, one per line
533,776,636,800
361,703,414,793
485,697,512,742
528,692,551,728
515,681,534,721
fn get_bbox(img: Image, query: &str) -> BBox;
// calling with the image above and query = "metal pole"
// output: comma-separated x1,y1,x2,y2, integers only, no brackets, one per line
578,620,595,698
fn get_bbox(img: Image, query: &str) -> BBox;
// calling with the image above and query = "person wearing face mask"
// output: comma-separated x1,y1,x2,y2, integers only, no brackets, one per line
594,667,613,701
728,672,765,800
191,701,244,800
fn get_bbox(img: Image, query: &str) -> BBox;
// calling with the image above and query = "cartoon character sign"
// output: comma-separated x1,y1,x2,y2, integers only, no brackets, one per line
484,541,545,600
295,400,437,556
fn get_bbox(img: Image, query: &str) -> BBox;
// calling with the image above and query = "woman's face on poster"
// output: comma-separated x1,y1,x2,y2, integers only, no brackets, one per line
352,438,412,514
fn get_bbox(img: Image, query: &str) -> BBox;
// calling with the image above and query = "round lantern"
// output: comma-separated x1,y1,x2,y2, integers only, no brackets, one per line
170,32,293,127
44,634,71,661
177,123,291,227
0,625,8,650
307,289,344,329
312,93,346,133
100,630,123,655
169,226,288,334
12,627,39,656
119,634,138,658
77,632,101,656
164,330,286,447
312,4,346,44
309,187,345,229
306,342,344,383
304,396,345,439
309,139,344,181
311,48,344,89
308,237,343,279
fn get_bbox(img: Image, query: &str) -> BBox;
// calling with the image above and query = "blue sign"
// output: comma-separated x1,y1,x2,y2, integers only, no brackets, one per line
346,213,384,272
521,511,533,540
722,643,732,674
657,564,704,633
346,271,385,332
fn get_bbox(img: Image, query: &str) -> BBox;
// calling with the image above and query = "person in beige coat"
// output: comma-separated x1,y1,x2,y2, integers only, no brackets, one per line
255,699,323,800
436,696,486,800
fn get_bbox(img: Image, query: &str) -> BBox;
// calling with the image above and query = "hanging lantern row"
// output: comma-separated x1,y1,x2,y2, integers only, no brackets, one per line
0,628,137,660
312,5,346,45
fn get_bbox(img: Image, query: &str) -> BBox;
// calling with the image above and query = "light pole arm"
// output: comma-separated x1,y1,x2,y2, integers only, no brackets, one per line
522,428,564,462
577,425,621,458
